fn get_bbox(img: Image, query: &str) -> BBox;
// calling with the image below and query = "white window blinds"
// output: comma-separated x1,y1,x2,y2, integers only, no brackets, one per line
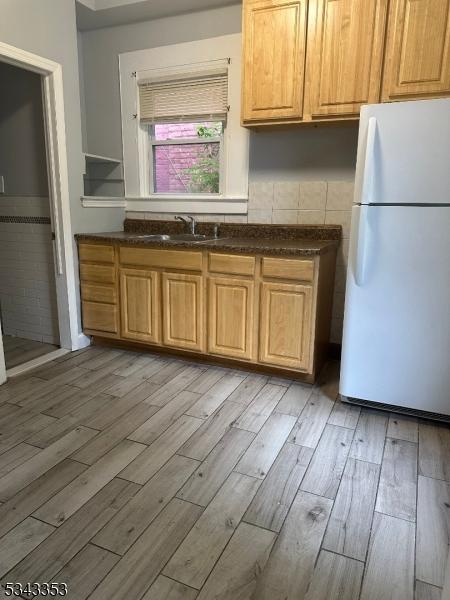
138,67,228,124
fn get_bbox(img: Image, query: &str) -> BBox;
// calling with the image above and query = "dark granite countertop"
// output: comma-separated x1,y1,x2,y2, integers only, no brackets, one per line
75,220,341,257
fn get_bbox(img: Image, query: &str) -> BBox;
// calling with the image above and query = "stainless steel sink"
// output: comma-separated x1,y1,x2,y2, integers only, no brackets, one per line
165,233,214,241
131,233,216,242
131,234,171,240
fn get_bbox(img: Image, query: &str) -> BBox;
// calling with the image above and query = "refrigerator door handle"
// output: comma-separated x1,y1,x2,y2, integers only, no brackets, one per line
361,116,377,205
352,117,376,286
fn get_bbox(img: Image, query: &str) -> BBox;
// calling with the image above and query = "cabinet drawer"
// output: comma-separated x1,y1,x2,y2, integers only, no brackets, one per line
79,243,114,264
262,257,314,282
80,263,116,284
208,253,255,276
82,301,118,333
120,247,202,271
81,283,117,305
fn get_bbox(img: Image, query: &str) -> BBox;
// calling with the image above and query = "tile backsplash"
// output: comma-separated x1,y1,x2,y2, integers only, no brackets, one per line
126,179,354,344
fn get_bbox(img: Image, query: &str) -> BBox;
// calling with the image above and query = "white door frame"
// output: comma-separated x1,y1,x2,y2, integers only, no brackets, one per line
0,41,85,384
0,319,5,385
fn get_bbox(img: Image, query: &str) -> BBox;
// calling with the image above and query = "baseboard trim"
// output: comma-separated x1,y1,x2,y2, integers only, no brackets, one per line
6,347,70,379
73,333,92,351
91,336,316,384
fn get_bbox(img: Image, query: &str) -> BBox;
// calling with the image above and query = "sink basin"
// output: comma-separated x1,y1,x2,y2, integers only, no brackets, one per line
131,233,217,243
131,234,171,240
165,233,213,241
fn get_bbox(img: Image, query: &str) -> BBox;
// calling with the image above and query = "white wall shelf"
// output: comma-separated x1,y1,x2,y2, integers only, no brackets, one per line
84,152,122,164
83,153,124,197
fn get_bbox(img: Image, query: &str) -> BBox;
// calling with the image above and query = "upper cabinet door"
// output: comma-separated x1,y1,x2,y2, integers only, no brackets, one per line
242,0,307,122
305,0,389,118
382,0,450,101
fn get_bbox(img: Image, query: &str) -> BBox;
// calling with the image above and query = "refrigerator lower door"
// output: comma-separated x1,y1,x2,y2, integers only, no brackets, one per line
340,205,450,416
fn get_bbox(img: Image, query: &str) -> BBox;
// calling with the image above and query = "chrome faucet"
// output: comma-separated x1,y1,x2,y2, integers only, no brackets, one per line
175,215,196,234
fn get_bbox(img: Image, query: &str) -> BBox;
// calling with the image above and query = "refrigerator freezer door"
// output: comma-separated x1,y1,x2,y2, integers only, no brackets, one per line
355,99,450,206
340,205,450,415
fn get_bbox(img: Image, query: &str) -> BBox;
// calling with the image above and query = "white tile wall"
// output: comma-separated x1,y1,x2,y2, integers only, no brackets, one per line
0,196,59,345
125,179,354,344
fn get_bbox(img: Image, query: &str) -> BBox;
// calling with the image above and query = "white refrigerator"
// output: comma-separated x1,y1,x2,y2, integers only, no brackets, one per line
340,98,450,418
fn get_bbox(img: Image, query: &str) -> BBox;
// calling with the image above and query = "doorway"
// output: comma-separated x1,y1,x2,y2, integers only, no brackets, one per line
0,61,60,371
0,41,86,384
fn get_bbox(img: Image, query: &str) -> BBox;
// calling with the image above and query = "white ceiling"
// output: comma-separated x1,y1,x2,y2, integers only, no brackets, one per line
76,0,240,31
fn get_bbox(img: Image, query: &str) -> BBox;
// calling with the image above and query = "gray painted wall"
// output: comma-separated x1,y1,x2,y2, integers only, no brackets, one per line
249,125,358,182
79,3,358,181
0,0,125,346
0,0,125,234
80,4,244,160
0,63,49,196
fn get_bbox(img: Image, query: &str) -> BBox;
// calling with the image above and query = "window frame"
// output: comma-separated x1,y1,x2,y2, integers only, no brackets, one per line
119,34,249,214
147,121,225,196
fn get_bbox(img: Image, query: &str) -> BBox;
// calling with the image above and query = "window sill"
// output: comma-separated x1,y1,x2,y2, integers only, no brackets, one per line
81,196,126,208
125,195,248,214
80,195,248,214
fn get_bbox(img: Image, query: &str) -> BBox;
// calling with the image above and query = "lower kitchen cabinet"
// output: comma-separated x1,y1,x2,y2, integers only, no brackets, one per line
82,301,118,335
162,272,204,352
208,276,255,360
78,241,337,381
79,243,119,337
119,268,160,344
259,281,313,370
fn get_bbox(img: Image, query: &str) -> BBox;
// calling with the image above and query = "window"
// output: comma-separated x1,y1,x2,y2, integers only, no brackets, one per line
119,34,249,210
149,121,223,194
138,67,228,196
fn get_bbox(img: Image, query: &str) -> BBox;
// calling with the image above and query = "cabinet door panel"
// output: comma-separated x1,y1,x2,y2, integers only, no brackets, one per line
306,0,388,117
162,273,204,352
382,0,450,100
242,0,307,122
120,269,160,344
259,281,312,370
208,277,255,360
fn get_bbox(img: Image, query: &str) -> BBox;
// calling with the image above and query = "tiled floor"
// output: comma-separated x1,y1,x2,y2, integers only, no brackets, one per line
0,346,448,599
2,335,58,370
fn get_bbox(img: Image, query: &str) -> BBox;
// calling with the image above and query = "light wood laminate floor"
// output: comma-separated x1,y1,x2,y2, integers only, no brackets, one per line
3,336,58,370
0,346,448,599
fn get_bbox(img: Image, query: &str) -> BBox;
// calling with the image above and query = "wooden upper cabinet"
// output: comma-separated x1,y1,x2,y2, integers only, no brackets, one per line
305,0,388,118
120,268,161,344
241,0,450,125
382,0,450,101
242,0,307,122
162,272,204,352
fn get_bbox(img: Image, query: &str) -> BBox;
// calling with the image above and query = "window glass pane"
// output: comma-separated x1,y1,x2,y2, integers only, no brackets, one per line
154,121,223,141
154,142,220,193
